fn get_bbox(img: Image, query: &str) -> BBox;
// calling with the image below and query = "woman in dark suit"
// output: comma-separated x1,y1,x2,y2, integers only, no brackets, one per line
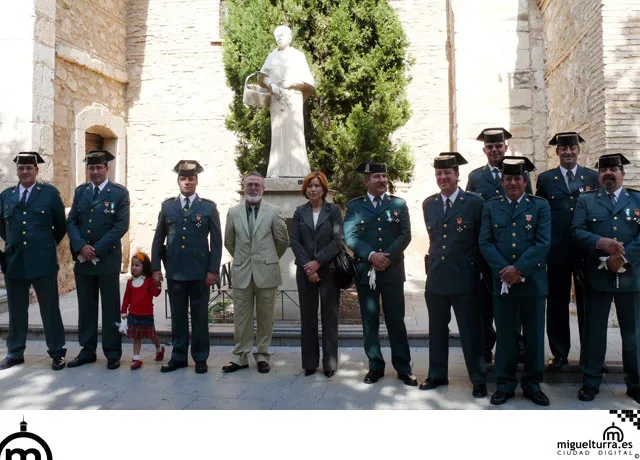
290,172,344,377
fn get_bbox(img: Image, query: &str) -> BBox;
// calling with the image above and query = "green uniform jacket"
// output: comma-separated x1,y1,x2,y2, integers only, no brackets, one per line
151,195,222,281
66,181,130,275
536,165,599,265
571,188,640,293
479,194,551,296
423,189,484,296
344,194,411,286
466,164,533,200
0,182,66,279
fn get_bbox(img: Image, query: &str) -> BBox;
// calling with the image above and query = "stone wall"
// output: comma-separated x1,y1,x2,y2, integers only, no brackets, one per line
125,0,238,258
538,0,606,171
53,0,128,292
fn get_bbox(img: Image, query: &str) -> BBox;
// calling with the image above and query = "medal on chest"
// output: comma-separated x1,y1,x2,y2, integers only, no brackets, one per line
525,214,533,230
196,214,202,228
456,217,463,233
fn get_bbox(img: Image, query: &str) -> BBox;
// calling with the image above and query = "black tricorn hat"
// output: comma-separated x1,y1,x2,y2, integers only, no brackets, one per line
13,152,45,166
477,127,513,143
354,162,387,174
85,150,115,165
500,156,535,175
549,132,585,146
433,152,468,169
595,154,630,169
173,160,204,177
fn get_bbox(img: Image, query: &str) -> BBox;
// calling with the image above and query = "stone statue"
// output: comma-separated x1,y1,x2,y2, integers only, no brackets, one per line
259,25,315,178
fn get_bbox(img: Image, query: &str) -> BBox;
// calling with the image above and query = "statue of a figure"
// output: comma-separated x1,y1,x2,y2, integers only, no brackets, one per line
259,25,316,178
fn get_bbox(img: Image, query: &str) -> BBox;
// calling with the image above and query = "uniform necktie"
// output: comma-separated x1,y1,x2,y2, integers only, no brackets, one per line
92,186,99,201
608,192,617,206
20,189,28,207
183,197,190,213
510,200,518,211
566,170,576,193
445,198,452,215
493,169,500,184
248,205,256,235
373,196,382,208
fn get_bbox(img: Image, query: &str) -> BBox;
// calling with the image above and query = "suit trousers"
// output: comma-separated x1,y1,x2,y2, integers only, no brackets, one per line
167,279,210,362
231,278,277,365
75,272,122,360
356,282,412,374
296,266,340,372
546,263,586,360
494,295,545,393
5,274,66,359
425,291,486,384
480,264,497,353
582,290,640,390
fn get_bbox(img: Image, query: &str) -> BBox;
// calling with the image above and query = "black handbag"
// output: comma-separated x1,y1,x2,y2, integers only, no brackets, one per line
332,246,359,289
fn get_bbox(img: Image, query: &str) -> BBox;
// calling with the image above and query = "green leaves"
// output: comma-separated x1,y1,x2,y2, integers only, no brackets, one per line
223,0,414,202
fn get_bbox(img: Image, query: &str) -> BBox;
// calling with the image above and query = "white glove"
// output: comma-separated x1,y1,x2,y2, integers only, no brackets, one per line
368,266,377,290
597,256,627,273
116,317,128,335
77,254,101,265
500,277,525,295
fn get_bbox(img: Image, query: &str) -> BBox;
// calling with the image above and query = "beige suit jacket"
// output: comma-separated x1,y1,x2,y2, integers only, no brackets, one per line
224,200,289,289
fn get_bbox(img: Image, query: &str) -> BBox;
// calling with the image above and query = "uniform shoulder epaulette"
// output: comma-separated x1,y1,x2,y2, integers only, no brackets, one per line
582,189,598,194
75,182,90,190
388,194,406,204
110,182,127,191
464,191,483,201
469,166,484,175
625,188,640,194
36,181,54,189
0,185,17,196
163,196,177,202
424,193,440,203
199,197,217,205
527,194,546,201
347,196,365,205
486,195,503,203
536,169,555,179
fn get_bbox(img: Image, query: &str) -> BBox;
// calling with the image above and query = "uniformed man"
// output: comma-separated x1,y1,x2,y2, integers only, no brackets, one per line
535,132,599,370
0,152,67,371
344,161,416,386
467,127,532,363
152,161,222,374
572,154,640,404
479,157,551,406
421,152,487,397
66,150,130,370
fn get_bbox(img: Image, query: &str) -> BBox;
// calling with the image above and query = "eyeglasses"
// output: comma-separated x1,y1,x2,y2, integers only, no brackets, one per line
484,143,505,151
87,165,106,172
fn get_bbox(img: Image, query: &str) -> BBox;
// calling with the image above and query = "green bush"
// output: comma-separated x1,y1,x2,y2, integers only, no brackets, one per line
223,0,414,204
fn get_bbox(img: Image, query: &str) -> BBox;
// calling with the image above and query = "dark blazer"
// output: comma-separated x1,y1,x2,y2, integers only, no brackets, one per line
479,194,551,297
423,189,484,296
344,194,411,286
536,165,599,265
290,201,344,268
67,180,130,275
0,182,66,279
151,195,223,281
467,164,533,200
572,188,640,293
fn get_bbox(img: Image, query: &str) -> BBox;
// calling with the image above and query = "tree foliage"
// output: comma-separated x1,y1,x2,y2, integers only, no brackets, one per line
223,0,413,204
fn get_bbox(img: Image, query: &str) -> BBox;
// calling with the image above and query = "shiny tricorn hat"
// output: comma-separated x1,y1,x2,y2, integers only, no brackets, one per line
500,156,535,175
476,127,513,143
173,160,204,177
13,152,45,165
354,162,387,174
549,132,585,146
595,154,630,169
84,150,115,165
433,152,468,169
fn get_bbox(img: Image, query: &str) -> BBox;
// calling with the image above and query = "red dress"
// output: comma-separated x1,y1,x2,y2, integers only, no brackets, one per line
121,276,161,339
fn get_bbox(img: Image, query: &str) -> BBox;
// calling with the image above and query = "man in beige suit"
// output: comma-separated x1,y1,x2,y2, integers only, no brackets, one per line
222,171,289,373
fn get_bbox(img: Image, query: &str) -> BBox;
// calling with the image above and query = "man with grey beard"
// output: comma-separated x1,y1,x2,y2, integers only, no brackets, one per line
572,154,640,405
222,172,289,374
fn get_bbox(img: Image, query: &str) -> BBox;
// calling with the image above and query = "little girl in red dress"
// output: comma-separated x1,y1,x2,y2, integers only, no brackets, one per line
121,252,164,369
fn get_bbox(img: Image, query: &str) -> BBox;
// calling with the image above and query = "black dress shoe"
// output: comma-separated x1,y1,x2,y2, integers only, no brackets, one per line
398,373,418,387
0,357,25,370
490,390,515,405
484,351,493,364
221,362,248,373
304,369,316,376
51,356,66,371
67,355,97,368
578,385,599,402
472,384,488,398
523,389,550,406
195,361,208,374
418,378,449,391
107,358,120,370
363,370,384,384
324,369,336,378
161,360,188,373
257,361,270,374
546,356,568,371
626,388,640,404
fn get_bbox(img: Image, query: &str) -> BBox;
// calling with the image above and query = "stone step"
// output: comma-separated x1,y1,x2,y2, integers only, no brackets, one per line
0,289,7,314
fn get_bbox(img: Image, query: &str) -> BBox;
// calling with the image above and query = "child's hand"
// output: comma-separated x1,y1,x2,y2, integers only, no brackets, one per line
121,314,128,319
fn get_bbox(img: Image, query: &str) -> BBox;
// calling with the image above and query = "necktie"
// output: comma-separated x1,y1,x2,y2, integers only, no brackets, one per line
445,198,452,215
609,193,617,206
92,186,99,200
566,170,576,193
248,206,256,236
19,190,28,207
510,200,518,212
373,196,382,208
183,197,190,213
493,169,500,184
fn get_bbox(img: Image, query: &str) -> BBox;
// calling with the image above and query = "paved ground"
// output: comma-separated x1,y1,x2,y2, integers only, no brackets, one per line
0,340,635,410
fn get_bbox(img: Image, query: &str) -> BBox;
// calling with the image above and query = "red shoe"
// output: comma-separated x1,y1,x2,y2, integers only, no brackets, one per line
131,360,143,370
155,346,165,361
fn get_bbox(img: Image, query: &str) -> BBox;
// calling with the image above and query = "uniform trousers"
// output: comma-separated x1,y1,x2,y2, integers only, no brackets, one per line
167,279,210,362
